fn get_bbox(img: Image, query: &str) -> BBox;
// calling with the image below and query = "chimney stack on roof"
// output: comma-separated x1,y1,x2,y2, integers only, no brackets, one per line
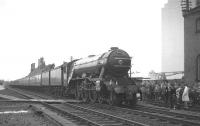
31,63,35,72
38,57,45,69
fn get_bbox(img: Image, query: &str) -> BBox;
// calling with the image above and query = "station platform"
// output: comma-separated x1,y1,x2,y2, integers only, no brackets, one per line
137,101,200,117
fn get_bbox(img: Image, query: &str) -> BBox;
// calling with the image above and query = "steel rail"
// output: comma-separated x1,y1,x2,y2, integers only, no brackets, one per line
7,87,49,99
134,105,200,121
82,103,200,126
142,100,200,113
1,88,32,99
4,88,148,126
42,102,108,126
62,102,149,126
7,87,200,125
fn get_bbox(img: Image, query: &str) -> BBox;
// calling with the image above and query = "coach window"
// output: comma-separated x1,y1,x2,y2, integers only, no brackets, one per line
196,55,200,81
196,17,200,33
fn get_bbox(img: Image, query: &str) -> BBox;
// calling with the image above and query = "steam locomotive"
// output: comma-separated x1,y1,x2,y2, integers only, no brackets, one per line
12,47,138,105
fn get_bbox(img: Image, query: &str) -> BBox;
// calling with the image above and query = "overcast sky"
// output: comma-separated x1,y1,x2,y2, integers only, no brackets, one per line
0,0,167,80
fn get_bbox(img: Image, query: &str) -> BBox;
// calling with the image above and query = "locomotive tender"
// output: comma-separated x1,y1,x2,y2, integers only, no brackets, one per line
12,47,138,105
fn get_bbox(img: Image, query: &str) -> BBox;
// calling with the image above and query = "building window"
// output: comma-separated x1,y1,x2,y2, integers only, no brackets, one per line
196,17,200,33
196,55,200,81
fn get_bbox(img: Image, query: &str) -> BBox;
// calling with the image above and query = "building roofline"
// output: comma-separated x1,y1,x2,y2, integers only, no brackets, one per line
183,6,200,17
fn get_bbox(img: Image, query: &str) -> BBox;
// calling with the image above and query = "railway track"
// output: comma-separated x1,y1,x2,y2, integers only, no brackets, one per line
3,87,148,126
6,87,200,126
7,87,50,99
134,104,200,119
70,102,200,126
44,102,148,126
144,100,200,112
133,105,200,126
0,87,32,99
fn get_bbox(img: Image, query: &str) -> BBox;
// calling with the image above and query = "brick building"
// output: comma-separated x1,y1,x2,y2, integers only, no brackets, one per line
184,3,200,82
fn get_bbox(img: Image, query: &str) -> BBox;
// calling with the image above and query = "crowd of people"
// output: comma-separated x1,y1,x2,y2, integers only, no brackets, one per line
138,79,200,109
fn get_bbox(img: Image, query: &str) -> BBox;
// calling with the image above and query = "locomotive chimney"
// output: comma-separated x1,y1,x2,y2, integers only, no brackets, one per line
88,55,95,57
110,47,119,50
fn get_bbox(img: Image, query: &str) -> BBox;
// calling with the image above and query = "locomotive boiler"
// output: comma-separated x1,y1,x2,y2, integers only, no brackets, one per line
69,47,137,105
